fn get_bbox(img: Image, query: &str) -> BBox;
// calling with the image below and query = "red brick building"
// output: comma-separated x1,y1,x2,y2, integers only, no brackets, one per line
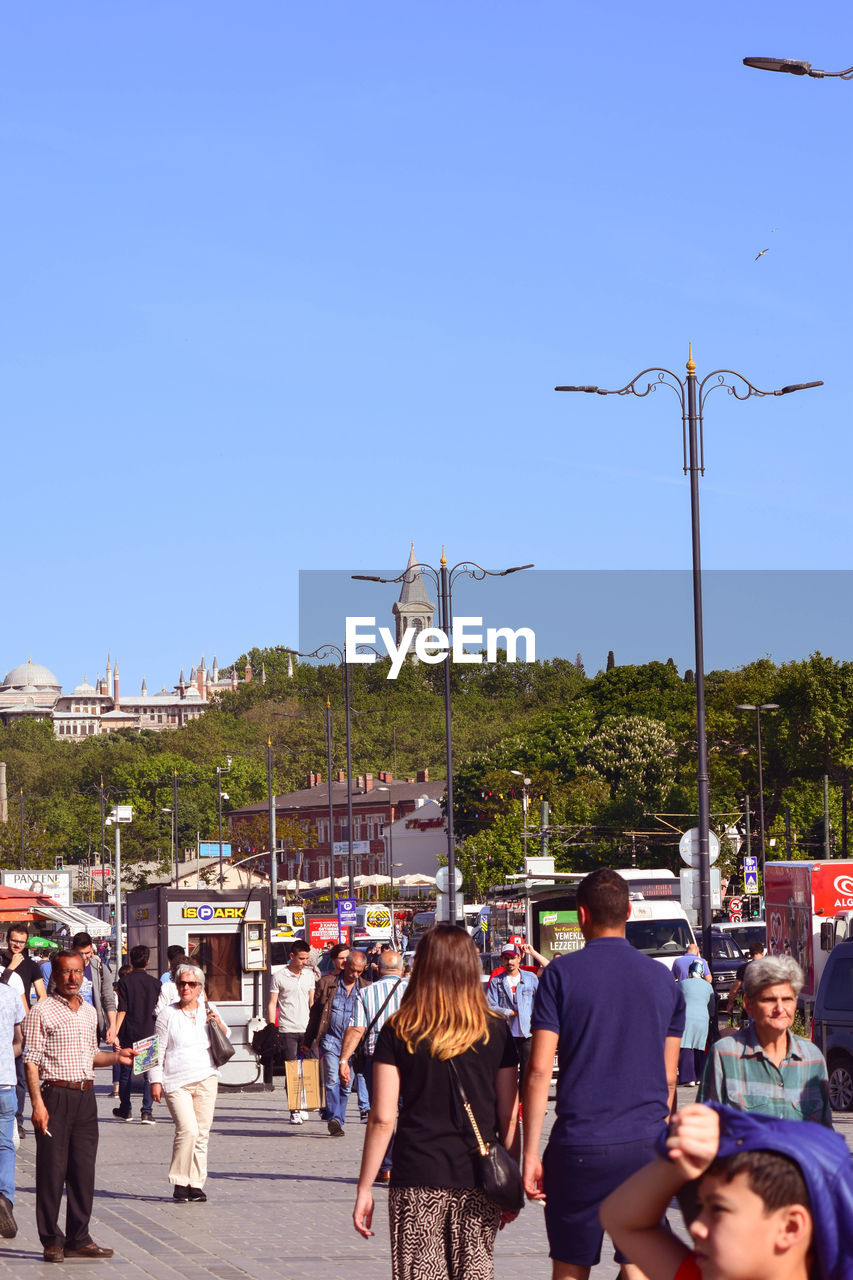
228,769,444,883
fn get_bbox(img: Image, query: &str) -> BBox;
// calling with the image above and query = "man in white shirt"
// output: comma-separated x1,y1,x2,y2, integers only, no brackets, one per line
0,983,24,1238
267,940,316,1125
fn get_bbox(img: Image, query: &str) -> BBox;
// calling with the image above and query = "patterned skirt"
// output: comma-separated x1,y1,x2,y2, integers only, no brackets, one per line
388,1185,501,1280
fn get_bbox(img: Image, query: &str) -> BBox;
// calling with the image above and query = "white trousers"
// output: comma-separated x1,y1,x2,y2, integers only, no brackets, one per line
164,1075,218,1189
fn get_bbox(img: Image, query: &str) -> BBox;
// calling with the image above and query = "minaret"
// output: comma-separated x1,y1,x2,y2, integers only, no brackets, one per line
197,657,205,699
179,667,186,699
106,655,113,699
245,661,253,682
392,541,436,645
287,652,294,678
212,655,219,683
141,677,147,697
230,668,238,691
113,662,120,707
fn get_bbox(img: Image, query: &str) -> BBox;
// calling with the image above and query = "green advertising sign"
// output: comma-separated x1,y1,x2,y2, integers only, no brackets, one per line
538,909,584,961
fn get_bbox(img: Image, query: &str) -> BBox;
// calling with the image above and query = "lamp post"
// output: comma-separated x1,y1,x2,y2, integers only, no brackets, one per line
736,703,779,901
160,807,175,885
743,55,853,79
354,552,533,925
18,789,24,871
216,755,232,890
556,351,821,961
375,783,395,889
284,645,379,899
106,805,132,960
510,771,532,863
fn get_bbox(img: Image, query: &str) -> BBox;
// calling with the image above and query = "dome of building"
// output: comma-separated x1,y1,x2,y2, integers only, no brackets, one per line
1,660,61,692
72,677,97,696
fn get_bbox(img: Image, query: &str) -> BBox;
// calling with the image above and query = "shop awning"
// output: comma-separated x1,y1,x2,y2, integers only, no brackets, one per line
0,887,110,938
34,905,111,938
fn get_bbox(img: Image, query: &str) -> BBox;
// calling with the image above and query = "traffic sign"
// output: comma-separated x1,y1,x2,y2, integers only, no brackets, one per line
679,828,721,868
337,898,358,927
729,896,742,923
435,865,462,894
743,855,758,894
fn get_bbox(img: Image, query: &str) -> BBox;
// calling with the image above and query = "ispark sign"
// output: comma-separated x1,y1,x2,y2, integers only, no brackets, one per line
345,617,535,679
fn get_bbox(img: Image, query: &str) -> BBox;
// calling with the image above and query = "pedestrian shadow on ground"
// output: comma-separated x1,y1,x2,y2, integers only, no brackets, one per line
210,1169,359,1186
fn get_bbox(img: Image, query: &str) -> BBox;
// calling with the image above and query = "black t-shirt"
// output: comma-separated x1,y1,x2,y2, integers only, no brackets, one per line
0,954,43,1002
116,969,162,1047
373,1014,517,1188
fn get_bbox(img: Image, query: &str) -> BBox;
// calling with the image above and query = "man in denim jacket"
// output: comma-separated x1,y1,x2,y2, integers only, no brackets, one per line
487,943,539,1090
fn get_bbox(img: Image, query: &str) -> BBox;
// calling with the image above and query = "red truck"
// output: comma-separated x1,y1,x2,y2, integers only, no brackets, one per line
765,861,853,1004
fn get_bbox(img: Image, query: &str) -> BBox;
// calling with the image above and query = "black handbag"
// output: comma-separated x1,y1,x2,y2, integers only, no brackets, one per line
206,1010,235,1067
448,1059,524,1214
350,979,402,1075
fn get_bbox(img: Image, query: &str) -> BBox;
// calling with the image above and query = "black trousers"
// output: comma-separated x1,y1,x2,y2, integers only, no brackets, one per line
514,1036,532,1093
34,1085,98,1249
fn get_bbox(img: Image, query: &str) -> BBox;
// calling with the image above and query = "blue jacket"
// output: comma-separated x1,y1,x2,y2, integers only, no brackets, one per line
657,1102,853,1280
486,968,538,1038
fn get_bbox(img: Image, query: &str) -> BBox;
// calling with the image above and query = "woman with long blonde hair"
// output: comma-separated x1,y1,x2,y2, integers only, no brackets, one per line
352,925,520,1280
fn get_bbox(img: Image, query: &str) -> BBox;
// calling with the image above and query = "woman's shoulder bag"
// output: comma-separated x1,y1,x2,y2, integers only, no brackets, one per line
448,1058,524,1213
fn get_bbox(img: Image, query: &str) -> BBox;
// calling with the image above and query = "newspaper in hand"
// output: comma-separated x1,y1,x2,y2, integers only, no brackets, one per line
133,1035,160,1075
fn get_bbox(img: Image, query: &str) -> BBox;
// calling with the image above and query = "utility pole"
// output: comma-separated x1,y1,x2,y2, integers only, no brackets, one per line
267,740,278,927
824,774,831,859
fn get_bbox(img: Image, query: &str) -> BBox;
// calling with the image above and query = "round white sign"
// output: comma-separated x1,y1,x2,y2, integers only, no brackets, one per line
678,827,721,868
435,865,462,894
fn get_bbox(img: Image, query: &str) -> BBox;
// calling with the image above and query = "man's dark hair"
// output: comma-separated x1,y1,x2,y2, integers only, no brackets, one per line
129,945,150,969
72,932,93,950
707,1148,811,1215
380,942,393,951
118,964,132,979
748,942,765,958
576,868,629,928
51,948,84,974
166,944,184,963
290,940,311,956
329,943,349,960
6,923,28,942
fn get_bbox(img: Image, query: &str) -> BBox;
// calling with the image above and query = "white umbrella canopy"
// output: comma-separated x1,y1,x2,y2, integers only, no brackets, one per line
309,875,351,889
279,878,311,891
396,873,437,886
354,874,391,888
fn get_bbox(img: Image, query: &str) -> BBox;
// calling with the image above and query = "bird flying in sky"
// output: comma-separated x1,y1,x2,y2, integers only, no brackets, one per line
754,248,769,261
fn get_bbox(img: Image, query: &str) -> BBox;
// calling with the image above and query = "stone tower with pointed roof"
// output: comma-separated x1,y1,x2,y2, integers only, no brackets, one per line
392,542,436,645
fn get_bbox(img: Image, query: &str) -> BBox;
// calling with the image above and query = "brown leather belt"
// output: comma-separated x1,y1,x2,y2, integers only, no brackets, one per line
42,1080,93,1091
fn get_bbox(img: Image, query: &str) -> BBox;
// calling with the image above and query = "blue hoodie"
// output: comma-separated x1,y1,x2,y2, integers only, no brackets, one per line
657,1103,853,1280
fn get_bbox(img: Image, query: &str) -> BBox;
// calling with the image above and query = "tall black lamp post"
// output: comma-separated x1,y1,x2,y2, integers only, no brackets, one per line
354,553,533,924
556,350,821,960
736,703,778,904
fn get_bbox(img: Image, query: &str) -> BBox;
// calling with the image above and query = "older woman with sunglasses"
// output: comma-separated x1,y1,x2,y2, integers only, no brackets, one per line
148,964,230,1203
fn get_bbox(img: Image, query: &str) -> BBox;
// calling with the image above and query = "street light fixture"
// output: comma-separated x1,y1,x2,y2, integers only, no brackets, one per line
743,55,853,79
735,703,779,906
556,349,821,962
354,552,533,924
216,756,231,889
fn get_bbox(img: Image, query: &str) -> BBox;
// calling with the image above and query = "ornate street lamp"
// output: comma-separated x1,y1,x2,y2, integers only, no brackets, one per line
743,55,853,79
556,349,821,960
354,553,533,923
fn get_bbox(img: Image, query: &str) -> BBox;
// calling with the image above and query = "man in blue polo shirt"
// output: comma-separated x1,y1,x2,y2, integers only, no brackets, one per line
522,868,685,1280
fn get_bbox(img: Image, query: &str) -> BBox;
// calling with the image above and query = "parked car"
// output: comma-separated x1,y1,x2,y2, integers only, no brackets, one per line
708,932,746,999
812,938,853,1111
712,921,766,952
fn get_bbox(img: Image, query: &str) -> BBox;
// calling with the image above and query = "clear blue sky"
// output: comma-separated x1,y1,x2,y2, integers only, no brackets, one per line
3,2,851,693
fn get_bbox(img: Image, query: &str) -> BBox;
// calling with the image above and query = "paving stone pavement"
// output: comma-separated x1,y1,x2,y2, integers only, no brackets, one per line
3,1076,851,1278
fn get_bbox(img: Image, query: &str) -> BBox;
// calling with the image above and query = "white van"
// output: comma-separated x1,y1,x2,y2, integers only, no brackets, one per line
625,894,697,971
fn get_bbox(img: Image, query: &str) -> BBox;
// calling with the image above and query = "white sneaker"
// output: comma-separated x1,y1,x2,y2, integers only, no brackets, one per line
298,1110,309,1120
290,1111,303,1125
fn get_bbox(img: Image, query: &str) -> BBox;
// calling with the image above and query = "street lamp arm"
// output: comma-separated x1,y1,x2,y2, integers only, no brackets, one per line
353,564,441,593
699,370,823,412
557,367,686,406
285,644,344,665
743,56,853,80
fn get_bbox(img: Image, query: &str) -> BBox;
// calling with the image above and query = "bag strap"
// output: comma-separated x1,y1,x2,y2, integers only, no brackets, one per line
448,1058,489,1156
359,978,402,1049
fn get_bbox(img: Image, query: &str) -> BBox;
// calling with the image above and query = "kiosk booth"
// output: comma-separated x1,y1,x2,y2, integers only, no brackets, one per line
126,887,270,1087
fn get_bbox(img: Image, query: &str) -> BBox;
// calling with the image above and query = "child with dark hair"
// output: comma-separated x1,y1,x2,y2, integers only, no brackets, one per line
600,1103,853,1280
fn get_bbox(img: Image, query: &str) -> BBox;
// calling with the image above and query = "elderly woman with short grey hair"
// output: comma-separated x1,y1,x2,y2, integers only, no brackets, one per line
698,953,832,1126
149,964,231,1201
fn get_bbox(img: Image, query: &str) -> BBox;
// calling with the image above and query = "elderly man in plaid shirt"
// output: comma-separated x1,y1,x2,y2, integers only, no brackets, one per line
697,954,832,1126
24,950,137,1263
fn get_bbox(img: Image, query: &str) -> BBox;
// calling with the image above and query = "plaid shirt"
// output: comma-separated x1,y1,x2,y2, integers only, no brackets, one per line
697,1024,833,1127
23,994,100,1082
352,975,407,1056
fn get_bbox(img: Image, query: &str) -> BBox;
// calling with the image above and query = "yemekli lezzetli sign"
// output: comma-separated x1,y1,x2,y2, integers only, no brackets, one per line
345,616,536,679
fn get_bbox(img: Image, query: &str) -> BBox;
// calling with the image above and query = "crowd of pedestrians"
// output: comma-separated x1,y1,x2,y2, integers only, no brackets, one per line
0,872,852,1279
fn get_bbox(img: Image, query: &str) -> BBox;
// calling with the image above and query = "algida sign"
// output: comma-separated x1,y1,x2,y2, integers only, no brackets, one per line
182,905,246,921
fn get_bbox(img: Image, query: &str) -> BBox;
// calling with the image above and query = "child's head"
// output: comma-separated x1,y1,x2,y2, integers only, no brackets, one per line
691,1148,812,1280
